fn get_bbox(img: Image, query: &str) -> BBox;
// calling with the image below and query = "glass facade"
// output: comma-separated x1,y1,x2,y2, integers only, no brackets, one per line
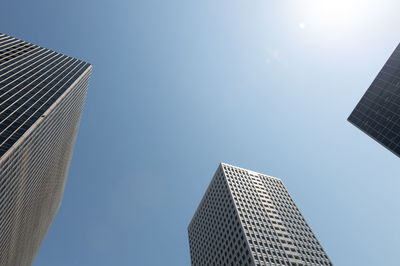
348,43,400,157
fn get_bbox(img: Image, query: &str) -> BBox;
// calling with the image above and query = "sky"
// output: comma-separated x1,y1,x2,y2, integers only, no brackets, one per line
2,0,400,265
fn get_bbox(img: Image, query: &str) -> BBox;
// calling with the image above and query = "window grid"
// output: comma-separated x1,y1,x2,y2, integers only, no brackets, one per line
348,42,400,157
188,163,333,266
0,33,92,265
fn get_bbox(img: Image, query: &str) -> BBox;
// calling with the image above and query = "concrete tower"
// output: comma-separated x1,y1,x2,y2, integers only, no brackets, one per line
0,33,91,265
188,163,333,266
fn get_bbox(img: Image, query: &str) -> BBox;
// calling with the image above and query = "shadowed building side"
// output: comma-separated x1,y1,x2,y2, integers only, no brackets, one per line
188,164,255,265
348,43,400,158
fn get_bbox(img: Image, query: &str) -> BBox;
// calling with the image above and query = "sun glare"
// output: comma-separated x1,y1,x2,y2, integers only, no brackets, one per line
300,0,379,34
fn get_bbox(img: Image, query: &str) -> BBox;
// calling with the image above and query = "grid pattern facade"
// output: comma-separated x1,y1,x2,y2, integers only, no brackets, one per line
0,33,92,265
348,43,400,157
188,163,333,266
188,165,254,266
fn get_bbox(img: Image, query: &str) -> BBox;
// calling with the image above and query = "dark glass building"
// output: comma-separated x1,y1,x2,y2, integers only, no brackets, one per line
348,43,400,157
0,33,92,265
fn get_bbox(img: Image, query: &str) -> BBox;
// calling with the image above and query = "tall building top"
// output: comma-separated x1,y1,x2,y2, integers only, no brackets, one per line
0,33,90,65
188,163,332,266
220,162,281,180
0,33,91,159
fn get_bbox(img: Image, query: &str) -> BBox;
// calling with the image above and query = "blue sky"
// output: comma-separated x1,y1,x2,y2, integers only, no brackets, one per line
2,0,400,265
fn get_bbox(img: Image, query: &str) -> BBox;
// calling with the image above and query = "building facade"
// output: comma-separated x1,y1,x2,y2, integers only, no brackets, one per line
348,43,400,157
0,33,92,265
188,163,332,266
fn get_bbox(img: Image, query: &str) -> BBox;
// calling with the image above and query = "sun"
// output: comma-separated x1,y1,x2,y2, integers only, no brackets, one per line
299,0,380,34
311,0,357,27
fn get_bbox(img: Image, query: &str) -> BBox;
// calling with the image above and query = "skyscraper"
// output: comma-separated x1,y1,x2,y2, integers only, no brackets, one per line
188,163,332,266
0,33,91,265
348,43,400,157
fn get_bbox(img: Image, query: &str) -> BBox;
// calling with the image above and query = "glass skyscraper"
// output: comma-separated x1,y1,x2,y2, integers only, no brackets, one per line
348,43,400,157
0,33,91,265
188,163,333,266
